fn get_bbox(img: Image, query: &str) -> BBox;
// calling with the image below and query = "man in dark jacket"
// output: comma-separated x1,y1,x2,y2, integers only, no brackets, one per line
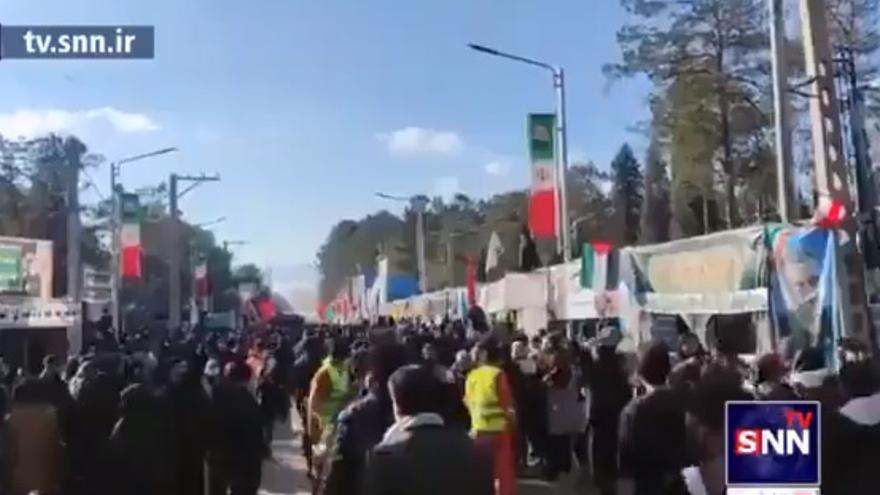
318,343,407,495
159,357,210,495
207,361,265,495
364,364,493,495
617,341,687,494
106,384,175,495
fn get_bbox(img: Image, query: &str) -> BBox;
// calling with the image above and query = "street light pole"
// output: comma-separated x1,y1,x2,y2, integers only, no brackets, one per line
555,67,571,261
769,0,794,222
468,43,571,261
168,173,221,331
108,147,178,334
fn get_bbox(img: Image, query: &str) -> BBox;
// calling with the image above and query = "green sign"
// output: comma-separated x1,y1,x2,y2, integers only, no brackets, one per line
120,193,143,223
0,244,23,292
527,113,556,160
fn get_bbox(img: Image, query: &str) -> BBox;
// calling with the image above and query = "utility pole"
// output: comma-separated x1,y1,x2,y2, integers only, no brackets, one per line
769,0,794,222
799,0,872,348
412,196,429,293
66,155,82,354
168,172,220,331
108,147,177,334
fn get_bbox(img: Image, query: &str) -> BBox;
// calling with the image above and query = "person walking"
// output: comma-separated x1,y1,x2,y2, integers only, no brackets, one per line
617,341,686,495
106,384,175,495
206,361,265,495
589,331,632,495
318,343,407,495
5,379,65,495
464,337,517,495
307,338,352,447
364,364,493,495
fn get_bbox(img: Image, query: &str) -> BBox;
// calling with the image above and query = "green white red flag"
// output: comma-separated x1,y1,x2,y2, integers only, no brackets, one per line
527,114,557,239
119,193,142,279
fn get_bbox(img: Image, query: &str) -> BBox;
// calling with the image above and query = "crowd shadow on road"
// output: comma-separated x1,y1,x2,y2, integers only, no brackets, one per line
259,420,312,495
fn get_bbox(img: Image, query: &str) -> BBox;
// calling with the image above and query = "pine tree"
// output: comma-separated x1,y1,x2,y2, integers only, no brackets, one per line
640,135,671,243
606,0,770,229
610,144,644,245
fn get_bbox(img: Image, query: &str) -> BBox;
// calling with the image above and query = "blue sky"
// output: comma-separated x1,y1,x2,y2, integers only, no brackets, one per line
0,0,651,280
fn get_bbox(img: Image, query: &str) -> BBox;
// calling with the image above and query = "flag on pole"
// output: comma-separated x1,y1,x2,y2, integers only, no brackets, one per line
527,114,558,239
119,193,142,279
580,241,619,290
466,255,477,307
194,258,209,298
485,231,504,275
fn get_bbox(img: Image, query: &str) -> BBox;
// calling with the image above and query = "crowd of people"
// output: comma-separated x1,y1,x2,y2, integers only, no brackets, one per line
0,325,292,495
0,312,878,495
301,316,880,495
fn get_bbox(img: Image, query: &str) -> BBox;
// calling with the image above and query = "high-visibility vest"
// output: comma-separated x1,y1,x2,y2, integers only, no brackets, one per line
317,358,350,428
465,364,508,433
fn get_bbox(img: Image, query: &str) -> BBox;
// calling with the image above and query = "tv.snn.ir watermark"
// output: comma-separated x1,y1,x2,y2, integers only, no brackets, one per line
0,25,154,59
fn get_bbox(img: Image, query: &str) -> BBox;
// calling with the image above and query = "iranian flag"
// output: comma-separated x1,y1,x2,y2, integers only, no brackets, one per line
119,193,142,279
527,114,558,239
194,259,209,298
580,241,619,290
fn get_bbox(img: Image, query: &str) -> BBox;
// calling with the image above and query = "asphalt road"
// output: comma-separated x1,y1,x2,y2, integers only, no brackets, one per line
258,418,596,495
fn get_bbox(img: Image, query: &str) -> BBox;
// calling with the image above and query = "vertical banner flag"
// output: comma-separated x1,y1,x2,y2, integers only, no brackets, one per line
466,255,477,307
194,254,209,312
527,114,558,239
119,193,142,279
485,231,504,275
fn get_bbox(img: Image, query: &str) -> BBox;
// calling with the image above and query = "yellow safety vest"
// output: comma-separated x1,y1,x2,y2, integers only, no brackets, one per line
465,364,509,433
318,358,350,428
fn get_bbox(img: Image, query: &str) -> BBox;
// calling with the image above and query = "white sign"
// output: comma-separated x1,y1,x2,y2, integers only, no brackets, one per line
726,488,819,495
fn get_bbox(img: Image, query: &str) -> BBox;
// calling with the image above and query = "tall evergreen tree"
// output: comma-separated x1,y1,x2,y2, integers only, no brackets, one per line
610,144,644,245
605,0,770,229
640,135,671,243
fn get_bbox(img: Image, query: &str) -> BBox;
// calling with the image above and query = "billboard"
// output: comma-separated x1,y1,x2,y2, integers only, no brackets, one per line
0,236,53,300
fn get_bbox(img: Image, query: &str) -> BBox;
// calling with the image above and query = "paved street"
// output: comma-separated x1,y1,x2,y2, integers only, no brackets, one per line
259,416,595,495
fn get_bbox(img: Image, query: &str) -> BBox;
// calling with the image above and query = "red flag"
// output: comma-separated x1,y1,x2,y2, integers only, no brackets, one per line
812,197,846,229
121,245,141,278
466,256,477,306
120,223,142,278
258,298,277,322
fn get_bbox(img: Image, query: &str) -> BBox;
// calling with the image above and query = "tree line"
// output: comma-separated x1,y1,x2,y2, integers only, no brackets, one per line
0,134,244,316
317,0,880,303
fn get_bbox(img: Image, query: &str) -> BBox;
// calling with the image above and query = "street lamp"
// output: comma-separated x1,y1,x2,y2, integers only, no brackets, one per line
193,216,227,229
468,43,571,261
375,192,430,293
108,146,178,334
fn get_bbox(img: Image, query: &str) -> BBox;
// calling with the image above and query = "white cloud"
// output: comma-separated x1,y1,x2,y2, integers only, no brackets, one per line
0,107,159,138
433,176,461,200
377,127,463,157
485,160,511,177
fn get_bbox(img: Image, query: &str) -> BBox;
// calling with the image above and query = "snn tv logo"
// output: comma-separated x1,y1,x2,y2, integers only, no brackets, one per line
726,401,821,488
734,409,813,456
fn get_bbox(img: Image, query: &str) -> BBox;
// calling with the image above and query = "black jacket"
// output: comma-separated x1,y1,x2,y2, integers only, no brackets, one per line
364,423,493,495
319,390,394,495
